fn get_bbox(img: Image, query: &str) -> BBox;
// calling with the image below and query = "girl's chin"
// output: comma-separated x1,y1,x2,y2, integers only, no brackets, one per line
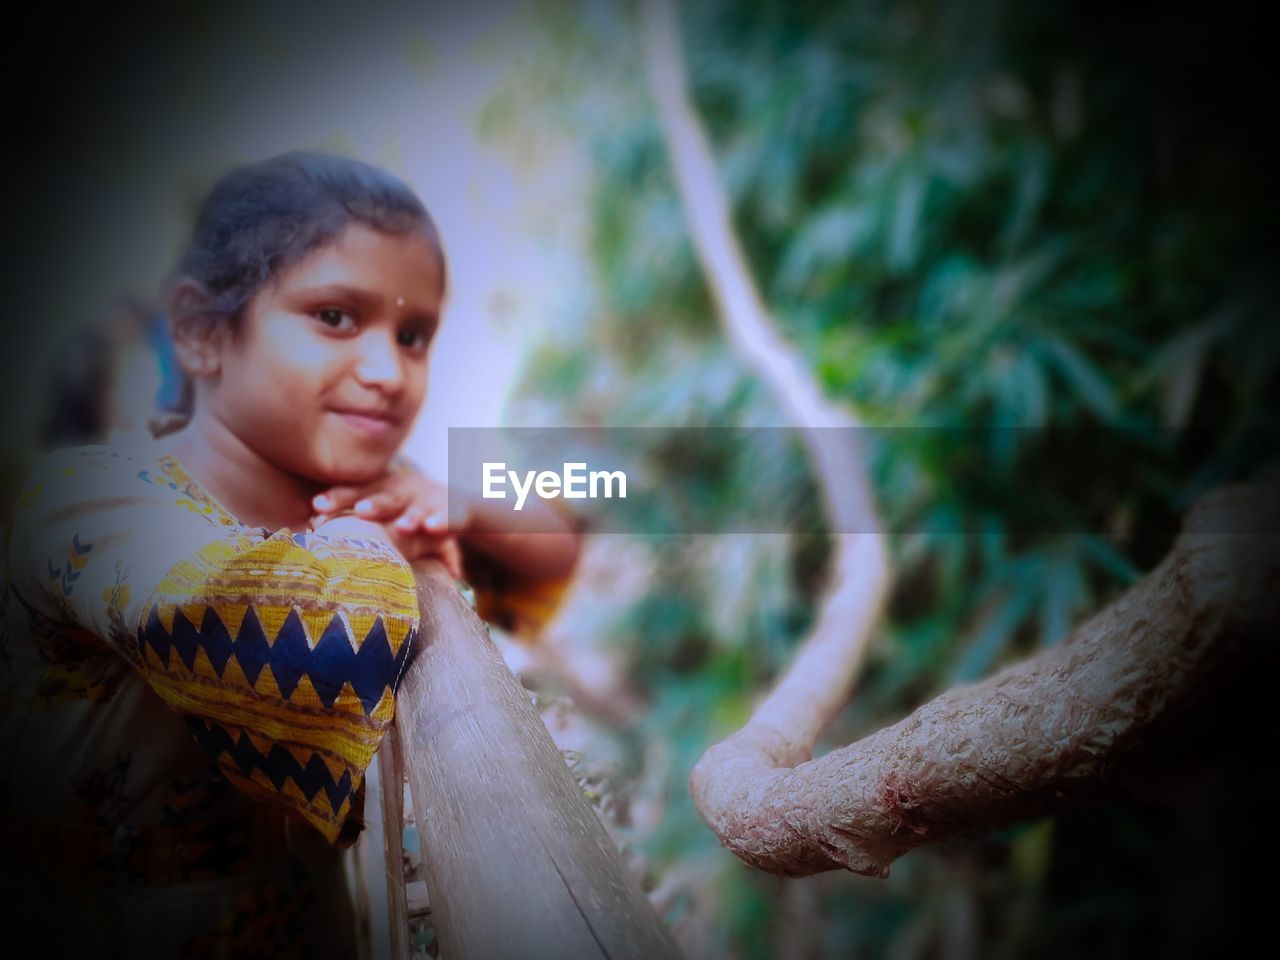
309,468,383,488
301,434,403,482
311,455,396,486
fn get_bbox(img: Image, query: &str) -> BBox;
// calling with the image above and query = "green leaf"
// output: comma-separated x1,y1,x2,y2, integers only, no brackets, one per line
1041,335,1122,422
1148,317,1223,430
1039,549,1086,645
952,586,1036,682
1081,535,1141,585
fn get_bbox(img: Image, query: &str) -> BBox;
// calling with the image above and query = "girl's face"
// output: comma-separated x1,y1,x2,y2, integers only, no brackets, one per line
205,223,443,484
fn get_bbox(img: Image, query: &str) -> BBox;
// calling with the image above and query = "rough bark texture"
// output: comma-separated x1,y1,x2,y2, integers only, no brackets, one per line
691,479,1280,877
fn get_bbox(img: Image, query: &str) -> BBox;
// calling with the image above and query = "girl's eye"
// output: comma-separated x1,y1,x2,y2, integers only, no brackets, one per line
397,327,430,351
316,308,357,331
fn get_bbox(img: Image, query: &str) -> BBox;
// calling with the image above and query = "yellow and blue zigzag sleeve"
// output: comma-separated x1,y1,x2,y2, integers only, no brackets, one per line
137,530,420,845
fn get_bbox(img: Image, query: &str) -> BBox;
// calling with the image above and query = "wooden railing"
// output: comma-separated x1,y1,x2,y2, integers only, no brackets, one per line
374,561,681,959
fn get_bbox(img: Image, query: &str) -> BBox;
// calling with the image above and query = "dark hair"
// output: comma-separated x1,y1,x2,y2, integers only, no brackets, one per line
153,151,444,430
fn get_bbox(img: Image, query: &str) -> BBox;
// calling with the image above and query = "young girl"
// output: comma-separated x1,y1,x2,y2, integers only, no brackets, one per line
0,152,578,957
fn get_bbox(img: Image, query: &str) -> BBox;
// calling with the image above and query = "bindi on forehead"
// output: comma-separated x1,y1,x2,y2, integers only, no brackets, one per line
253,221,444,329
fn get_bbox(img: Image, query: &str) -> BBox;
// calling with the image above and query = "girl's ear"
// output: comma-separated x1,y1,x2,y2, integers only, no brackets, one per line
167,278,225,380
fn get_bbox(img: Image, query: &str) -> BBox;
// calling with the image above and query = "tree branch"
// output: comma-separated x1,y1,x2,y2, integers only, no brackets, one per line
640,0,1278,881
641,0,891,774
690,479,1280,877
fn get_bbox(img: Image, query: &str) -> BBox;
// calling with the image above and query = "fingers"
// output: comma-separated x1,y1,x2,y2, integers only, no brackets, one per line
438,538,464,579
312,485,363,514
389,528,464,578
392,506,454,535
313,485,410,520
352,491,409,519
422,509,449,533
313,474,457,550
394,506,425,534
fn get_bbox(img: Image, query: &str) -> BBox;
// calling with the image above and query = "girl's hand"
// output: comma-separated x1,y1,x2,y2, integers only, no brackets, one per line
311,471,469,577
312,470,467,534
314,463,580,584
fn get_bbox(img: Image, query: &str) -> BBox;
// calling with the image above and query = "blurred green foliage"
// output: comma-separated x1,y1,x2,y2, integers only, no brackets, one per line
487,0,1277,955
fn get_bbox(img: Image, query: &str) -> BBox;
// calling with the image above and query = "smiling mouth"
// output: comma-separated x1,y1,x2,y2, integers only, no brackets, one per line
330,409,402,436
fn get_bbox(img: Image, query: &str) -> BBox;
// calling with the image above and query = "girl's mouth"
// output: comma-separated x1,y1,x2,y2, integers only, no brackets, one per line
330,409,401,437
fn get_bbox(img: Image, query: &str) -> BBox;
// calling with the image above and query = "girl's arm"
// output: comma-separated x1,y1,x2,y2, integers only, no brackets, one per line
457,486,582,583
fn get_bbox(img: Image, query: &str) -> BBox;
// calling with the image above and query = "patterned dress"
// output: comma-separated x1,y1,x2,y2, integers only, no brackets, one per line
0,439,567,957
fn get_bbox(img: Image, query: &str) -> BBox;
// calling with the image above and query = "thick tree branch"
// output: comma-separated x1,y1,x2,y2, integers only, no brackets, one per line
690,479,1280,877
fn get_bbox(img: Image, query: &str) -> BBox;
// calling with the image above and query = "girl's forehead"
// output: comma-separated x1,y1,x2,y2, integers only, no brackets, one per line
275,224,444,301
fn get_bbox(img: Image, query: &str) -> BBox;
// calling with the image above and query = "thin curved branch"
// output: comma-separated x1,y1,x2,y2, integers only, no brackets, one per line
640,0,892,809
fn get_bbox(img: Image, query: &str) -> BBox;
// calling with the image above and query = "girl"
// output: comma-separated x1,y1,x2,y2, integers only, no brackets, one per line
0,152,579,957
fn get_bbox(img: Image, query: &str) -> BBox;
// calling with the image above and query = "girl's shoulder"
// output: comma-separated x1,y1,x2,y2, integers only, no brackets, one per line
10,442,209,535
16,433,239,530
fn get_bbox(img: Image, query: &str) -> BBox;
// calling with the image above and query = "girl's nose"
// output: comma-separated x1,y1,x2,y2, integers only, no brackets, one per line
352,331,404,392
